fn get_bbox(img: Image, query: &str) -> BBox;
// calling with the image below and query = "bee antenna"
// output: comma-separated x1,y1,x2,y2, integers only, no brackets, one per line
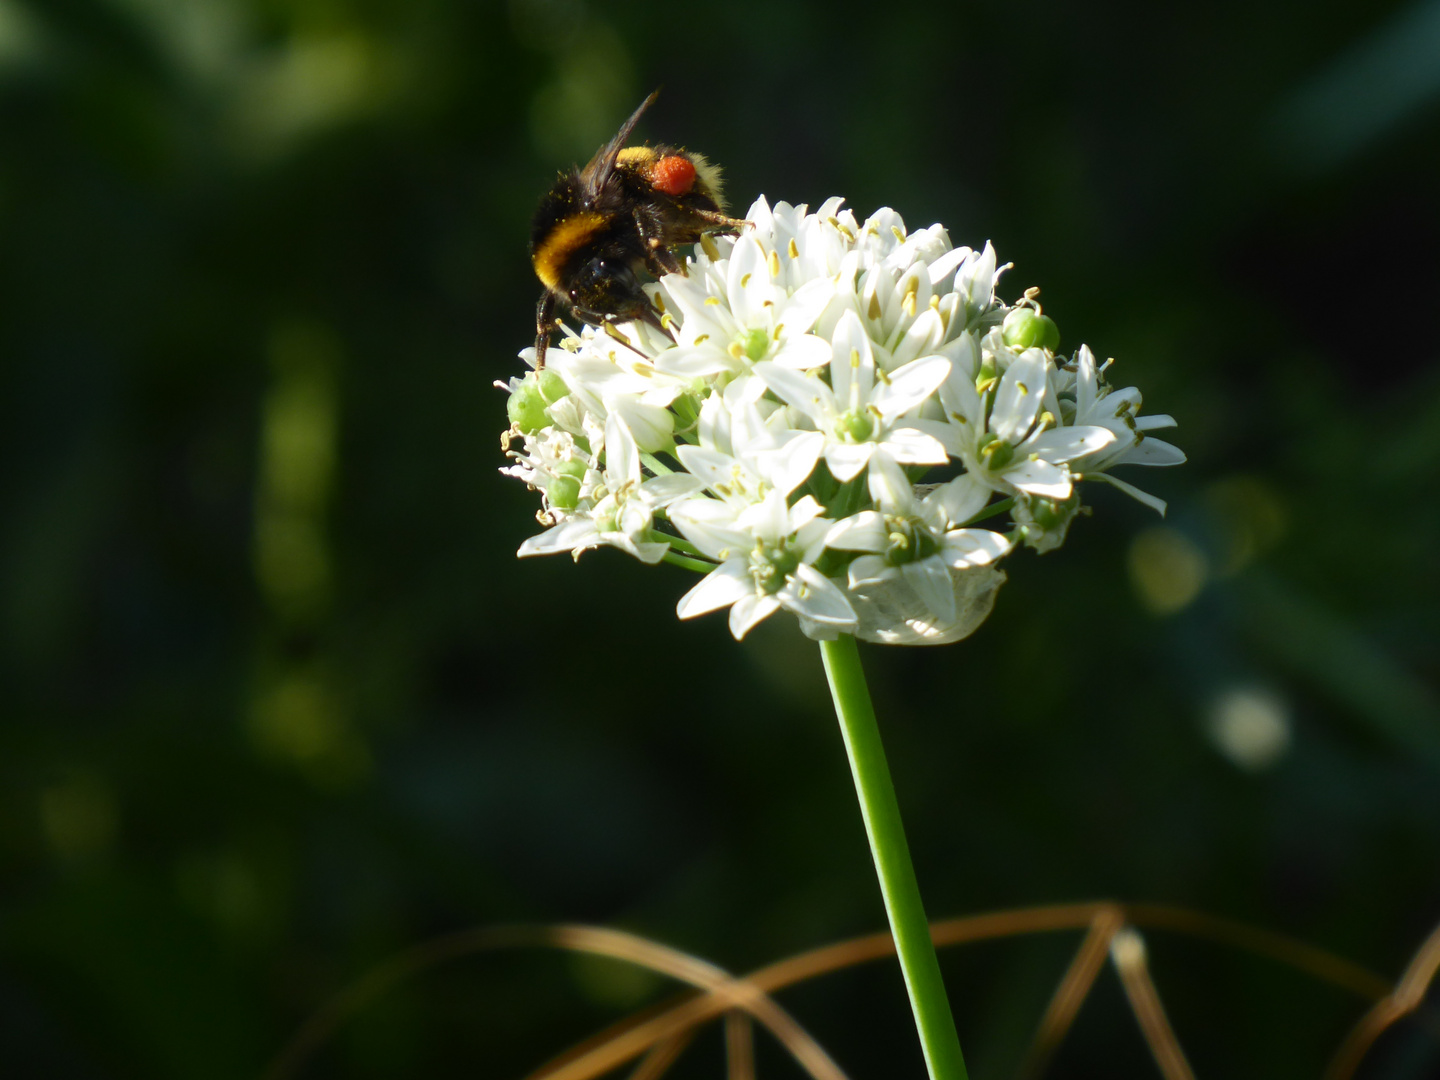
588,90,660,191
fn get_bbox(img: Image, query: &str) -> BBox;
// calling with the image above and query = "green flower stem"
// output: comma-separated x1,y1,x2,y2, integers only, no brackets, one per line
819,634,968,1080
661,550,716,574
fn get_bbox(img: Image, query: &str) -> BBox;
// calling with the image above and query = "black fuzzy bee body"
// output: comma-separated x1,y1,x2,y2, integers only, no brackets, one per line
528,92,746,369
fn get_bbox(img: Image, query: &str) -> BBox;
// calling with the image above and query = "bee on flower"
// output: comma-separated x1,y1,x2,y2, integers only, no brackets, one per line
500,196,1183,642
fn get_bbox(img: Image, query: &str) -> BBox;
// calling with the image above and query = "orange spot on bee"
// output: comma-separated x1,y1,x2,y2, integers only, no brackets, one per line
652,155,696,196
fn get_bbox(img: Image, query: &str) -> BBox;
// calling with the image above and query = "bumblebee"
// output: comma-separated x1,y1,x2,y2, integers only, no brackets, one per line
529,90,747,369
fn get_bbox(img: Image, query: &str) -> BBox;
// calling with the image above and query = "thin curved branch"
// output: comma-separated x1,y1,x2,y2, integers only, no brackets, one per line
1325,914,1440,1080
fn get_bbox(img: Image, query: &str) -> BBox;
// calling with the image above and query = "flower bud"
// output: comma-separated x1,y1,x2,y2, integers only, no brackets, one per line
1001,308,1061,352
537,369,569,404
506,380,549,433
547,459,587,510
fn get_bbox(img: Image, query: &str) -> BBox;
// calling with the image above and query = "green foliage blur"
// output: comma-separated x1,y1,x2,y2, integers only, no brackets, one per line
2,0,1438,1076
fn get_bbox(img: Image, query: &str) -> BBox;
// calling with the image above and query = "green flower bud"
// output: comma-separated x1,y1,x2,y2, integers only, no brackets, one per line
548,474,581,509
537,369,569,404
506,381,549,433
555,458,587,480
1026,491,1079,530
1001,308,1061,352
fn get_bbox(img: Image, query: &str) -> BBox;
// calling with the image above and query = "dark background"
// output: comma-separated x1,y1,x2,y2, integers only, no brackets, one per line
2,0,1439,1076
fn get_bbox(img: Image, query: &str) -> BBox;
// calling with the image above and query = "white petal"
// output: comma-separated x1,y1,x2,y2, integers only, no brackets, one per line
676,445,742,495
656,345,739,378
623,540,671,564
990,350,1048,444
726,235,772,327
669,498,749,559
824,441,874,482
517,518,599,558
880,427,949,466
826,511,888,552
933,474,991,526
872,355,950,419
925,245,971,289
890,309,944,368
1004,458,1072,498
676,560,754,619
783,564,858,628
1090,472,1168,516
609,398,674,456
773,333,833,370
902,558,957,624
940,528,1011,567
729,593,781,639
776,278,835,339
865,453,915,513
1118,436,1187,467
754,362,832,426
847,554,894,588
755,430,824,497
828,309,875,407
641,473,706,507
1027,425,1116,463
737,489,792,544
786,494,826,532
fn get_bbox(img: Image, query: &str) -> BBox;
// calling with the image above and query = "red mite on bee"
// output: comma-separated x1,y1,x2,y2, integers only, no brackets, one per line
529,90,748,369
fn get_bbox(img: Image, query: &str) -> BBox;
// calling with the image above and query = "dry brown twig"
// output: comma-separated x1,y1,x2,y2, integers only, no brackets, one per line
261,901,1434,1080
1324,913,1440,1080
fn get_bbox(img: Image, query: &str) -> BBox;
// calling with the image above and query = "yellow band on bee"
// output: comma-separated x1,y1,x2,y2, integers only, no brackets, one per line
533,211,608,289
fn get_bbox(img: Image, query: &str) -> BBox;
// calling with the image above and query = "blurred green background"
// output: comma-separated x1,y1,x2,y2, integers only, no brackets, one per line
2,0,1438,1076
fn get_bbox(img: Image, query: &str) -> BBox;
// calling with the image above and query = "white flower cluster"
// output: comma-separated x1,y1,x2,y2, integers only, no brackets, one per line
500,197,1183,644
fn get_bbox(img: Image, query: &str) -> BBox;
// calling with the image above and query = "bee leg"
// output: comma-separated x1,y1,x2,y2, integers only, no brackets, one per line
693,210,751,234
534,292,557,370
644,239,686,277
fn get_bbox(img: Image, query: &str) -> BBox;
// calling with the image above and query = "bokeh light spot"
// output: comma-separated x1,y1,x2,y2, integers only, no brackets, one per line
1127,527,1208,615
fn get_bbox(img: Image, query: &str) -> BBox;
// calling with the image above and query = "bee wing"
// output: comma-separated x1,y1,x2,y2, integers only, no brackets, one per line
578,90,659,199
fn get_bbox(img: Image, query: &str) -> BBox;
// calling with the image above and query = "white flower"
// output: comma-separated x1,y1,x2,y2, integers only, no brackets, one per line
756,309,950,483
517,413,702,564
827,457,1011,626
925,343,1115,500
1061,345,1186,515
671,489,856,640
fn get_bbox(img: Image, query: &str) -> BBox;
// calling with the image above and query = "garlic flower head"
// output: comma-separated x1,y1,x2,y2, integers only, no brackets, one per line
500,197,1183,643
